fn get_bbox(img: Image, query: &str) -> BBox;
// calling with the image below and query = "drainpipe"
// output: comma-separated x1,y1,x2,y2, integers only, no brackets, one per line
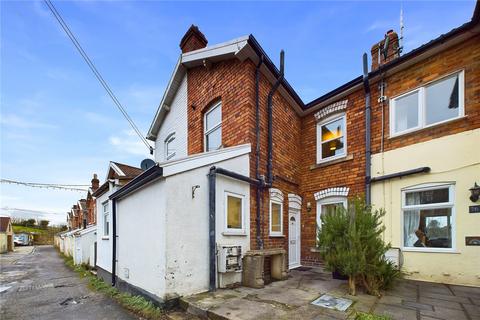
255,55,264,250
266,50,285,185
363,53,372,205
208,166,261,292
111,198,117,286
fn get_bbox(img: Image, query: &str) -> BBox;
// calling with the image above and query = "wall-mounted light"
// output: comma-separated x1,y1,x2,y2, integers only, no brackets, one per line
306,202,312,212
470,182,480,202
192,185,200,199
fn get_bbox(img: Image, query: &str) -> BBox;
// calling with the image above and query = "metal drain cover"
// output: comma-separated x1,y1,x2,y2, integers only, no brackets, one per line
311,294,352,312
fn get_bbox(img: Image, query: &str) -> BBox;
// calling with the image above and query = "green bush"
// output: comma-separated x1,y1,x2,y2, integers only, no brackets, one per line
317,198,400,296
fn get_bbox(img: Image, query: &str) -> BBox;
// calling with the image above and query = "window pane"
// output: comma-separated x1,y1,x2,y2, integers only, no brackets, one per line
321,137,344,159
271,203,281,232
206,104,221,131
425,74,460,125
404,208,452,248
405,188,449,205
103,203,108,213
394,91,419,133
166,136,176,159
321,118,343,142
227,195,242,229
206,127,222,151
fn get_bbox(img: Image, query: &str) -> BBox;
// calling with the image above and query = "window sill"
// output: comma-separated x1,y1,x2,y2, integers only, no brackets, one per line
222,232,247,237
311,154,353,170
389,115,468,140
310,247,321,253
402,248,459,254
101,236,110,240
269,234,285,238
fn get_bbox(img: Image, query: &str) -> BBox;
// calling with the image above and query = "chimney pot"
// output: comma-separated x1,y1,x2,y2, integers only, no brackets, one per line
371,30,400,71
91,173,100,191
179,25,208,53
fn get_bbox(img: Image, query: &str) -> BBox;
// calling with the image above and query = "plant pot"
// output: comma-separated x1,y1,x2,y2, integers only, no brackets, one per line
332,269,348,280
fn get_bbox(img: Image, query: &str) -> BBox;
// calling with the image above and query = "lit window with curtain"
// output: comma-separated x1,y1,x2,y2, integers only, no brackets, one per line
316,114,346,163
270,200,283,236
402,184,454,250
204,101,222,152
225,192,244,233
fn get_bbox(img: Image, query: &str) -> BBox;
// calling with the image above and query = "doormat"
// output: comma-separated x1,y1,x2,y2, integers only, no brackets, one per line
293,266,312,271
311,294,353,312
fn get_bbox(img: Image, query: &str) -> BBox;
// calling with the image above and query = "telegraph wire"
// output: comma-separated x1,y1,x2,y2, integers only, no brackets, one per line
1,179,88,192
43,0,153,154
1,207,68,216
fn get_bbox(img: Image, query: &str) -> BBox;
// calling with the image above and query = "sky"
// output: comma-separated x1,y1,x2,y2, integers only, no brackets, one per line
0,0,476,225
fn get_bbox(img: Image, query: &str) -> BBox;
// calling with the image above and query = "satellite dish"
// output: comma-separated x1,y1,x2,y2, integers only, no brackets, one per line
140,159,155,171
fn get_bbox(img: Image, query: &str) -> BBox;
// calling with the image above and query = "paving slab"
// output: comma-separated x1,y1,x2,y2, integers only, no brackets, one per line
420,306,469,320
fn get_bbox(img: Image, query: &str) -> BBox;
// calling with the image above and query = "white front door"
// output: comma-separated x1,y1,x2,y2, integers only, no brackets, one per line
288,209,301,269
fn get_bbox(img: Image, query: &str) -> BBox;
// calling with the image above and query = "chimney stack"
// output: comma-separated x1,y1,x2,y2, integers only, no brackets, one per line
91,173,99,191
371,30,400,71
179,25,208,53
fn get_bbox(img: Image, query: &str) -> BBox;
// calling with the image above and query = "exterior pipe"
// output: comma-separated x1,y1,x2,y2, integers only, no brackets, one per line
111,198,117,286
255,55,264,250
208,166,261,292
362,53,372,205
267,50,285,185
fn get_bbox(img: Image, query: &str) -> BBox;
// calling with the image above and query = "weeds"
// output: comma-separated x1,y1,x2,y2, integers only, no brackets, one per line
58,251,165,319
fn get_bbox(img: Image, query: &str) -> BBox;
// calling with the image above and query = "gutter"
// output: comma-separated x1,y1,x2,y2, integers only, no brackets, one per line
208,166,261,291
370,167,430,183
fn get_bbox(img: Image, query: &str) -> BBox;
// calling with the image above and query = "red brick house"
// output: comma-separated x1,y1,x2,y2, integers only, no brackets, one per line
103,2,479,301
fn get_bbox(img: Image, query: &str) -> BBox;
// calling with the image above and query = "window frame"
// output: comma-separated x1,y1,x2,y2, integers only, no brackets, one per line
204,101,222,152
316,113,347,163
164,132,176,161
224,191,245,235
401,183,456,253
316,197,347,237
390,70,465,138
269,199,284,237
102,201,109,238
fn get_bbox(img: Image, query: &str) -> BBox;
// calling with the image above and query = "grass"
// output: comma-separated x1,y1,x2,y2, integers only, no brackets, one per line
58,251,165,320
13,225,49,234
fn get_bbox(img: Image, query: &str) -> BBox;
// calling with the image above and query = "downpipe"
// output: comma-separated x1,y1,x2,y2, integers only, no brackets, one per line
363,53,372,205
111,198,117,286
255,55,264,250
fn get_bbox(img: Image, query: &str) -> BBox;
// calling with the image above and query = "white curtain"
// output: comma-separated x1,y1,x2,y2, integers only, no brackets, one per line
404,210,420,247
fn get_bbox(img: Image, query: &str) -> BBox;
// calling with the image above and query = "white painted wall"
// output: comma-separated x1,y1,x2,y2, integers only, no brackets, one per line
115,145,251,301
116,179,167,298
73,226,97,266
154,75,188,162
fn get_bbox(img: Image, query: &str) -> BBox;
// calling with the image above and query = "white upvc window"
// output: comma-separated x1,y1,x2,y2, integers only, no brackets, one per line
102,201,109,237
316,197,347,237
390,70,464,137
269,200,283,236
402,183,455,252
164,132,176,160
224,192,245,234
204,101,222,152
316,113,347,163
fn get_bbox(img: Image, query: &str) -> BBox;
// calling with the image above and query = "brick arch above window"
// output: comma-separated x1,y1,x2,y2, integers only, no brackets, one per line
314,99,348,122
314,187,349,201
288,194,302,210
269,188,284,202
200,97,222,114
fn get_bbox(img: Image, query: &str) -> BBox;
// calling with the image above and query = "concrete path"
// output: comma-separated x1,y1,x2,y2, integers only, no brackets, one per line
0,245,138,320
181,267,480,320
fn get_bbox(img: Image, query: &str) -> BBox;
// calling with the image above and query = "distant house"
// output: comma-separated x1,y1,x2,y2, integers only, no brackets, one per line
0,217,14,253
94,162,143,283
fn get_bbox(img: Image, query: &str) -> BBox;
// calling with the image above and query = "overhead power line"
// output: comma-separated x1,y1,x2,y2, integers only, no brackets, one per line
1,207,68,216
43,0,153,155
1,178,88,192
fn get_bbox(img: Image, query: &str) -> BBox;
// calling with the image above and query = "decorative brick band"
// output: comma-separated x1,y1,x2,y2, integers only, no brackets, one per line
314,100,348,122
313,187,350,201
288,194,302,210
269,188,284,202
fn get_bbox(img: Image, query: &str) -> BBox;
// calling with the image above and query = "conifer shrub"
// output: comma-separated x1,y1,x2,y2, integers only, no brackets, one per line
317,198,400,296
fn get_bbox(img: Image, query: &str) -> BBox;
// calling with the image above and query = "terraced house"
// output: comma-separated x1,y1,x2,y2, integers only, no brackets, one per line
105,2,480,305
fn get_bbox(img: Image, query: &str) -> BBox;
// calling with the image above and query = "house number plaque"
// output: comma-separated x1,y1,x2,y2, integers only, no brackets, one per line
469,205,480,214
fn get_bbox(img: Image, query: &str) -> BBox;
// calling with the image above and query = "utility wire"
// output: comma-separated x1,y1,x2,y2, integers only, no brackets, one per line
1,207,68,216
1,179,88,192
43,0,153,154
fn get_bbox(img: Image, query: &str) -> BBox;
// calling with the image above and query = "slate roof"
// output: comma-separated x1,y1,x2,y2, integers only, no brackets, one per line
0,217,11,232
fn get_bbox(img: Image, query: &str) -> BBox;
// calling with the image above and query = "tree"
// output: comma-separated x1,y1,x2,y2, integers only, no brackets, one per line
317,198,399,296
25,219,36,228
39,220,50,229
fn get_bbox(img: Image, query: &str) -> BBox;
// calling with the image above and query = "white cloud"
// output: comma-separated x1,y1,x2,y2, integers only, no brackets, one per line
109,129,152,156
0,114,57,129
